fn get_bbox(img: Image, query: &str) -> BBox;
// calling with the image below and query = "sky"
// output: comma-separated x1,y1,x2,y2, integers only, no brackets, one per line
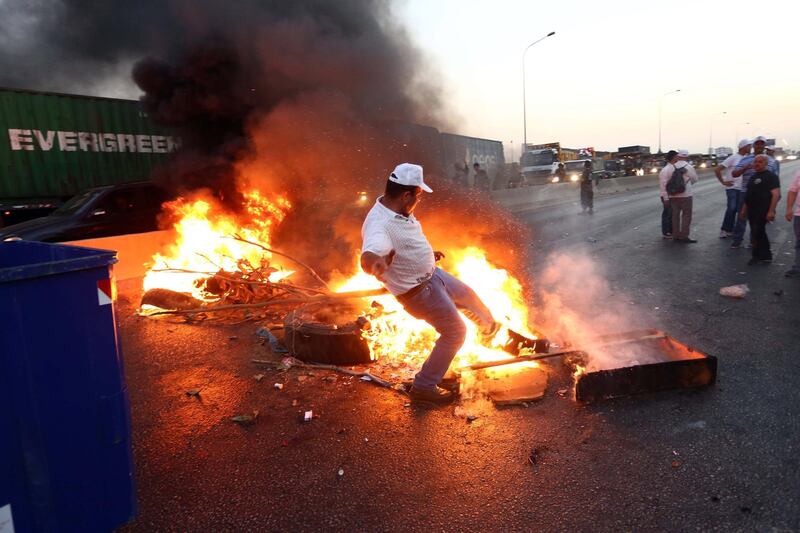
398,0,800,159
4,0,795,161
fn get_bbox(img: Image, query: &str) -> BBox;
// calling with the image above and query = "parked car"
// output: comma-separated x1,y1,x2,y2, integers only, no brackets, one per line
0,182,168,242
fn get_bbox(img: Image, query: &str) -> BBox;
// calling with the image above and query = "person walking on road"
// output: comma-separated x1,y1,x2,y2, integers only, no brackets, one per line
554,163,566,183
473,162,490,191
580,160,594,214
715,139,751,238
658,150,678,239
360,163,500,406
730,135,779,248
739,155,781,265
784,168,800,277
660,149,699,242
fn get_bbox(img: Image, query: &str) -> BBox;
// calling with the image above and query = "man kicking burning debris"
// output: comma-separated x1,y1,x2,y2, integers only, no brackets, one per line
360,163,500,405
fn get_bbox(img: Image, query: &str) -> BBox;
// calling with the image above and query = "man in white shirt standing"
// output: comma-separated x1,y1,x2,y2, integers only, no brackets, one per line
360,163,499,405
659,149,700,243
714,139,751,238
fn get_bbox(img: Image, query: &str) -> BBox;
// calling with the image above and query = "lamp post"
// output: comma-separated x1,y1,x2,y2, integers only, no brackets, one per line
658,89,681,153
522,31,555,148
735,122,751,145
709,111,727,154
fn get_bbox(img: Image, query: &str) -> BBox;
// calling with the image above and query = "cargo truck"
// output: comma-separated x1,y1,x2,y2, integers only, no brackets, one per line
519,142,580,185
0,87,179,226
1,88,506,229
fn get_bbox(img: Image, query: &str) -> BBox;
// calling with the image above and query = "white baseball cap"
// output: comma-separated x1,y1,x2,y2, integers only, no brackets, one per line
738,138,752,149
752,135,767,144
677,149,690,158
389,163,432,193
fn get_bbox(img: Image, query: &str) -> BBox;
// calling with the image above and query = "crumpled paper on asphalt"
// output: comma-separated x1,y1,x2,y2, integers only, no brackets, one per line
719,284,749,299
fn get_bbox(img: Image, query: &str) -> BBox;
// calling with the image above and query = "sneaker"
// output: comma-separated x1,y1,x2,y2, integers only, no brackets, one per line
730,242,741,249
747,258,759,266
746,243,753,249
409,385,455,406
719,231,729,239
662,234,673,240
785,268,800,278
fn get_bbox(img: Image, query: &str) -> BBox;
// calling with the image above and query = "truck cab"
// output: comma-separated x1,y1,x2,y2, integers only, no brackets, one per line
520,148,560,184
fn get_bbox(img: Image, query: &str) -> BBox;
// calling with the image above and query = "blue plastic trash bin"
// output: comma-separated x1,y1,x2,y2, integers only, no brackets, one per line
0,241,135,532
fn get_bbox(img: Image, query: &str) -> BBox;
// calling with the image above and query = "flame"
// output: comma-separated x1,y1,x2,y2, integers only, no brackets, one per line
143,190,292,299
143,188,539,381
333,247,538,372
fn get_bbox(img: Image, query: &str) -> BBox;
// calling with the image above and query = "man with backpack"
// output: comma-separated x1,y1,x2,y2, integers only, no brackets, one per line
658,150,677,238
659,149,699,243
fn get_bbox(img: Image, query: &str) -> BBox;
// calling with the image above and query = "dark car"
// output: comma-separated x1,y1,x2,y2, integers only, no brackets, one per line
0,181,169,242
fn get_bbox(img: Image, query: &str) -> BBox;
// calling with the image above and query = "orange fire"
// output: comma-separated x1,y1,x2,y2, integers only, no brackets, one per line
143,189,539,377
143,190,292,299
332,246,540,372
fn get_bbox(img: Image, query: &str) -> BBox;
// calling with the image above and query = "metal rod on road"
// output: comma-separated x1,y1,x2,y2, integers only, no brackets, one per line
458,349,587,372
147,287,389,316
458,333,667,372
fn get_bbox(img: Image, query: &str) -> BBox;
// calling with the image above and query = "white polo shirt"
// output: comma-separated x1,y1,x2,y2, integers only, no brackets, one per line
719,153,744,190
361,196,436,295
659,161,699,199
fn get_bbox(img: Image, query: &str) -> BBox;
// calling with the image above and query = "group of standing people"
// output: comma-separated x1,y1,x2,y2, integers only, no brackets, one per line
451,162,490,191
659,136,800,276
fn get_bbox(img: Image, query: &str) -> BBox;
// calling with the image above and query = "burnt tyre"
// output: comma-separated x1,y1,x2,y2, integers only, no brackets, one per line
283,302,374,365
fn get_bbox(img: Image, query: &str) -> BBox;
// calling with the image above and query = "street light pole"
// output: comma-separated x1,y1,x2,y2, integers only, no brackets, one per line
522,31,555,149
658,89,681,153
709,111,727,154
735,122,751,145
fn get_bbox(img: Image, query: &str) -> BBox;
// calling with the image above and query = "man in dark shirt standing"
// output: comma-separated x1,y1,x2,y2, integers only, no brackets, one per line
740,154,781,265
473,162,490,191
580,160,594,214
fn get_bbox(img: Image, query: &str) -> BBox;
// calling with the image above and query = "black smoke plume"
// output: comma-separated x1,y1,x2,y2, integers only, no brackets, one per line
0,0,531,280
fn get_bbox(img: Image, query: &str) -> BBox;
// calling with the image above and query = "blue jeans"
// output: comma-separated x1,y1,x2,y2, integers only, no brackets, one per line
721,188,741,232
661,198,672,236
793,216,800,270
731,190,748,244
399,268,494,389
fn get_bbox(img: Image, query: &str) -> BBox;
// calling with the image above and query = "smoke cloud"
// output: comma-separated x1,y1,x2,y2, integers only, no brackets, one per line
532,252,657,371
0,0,531,279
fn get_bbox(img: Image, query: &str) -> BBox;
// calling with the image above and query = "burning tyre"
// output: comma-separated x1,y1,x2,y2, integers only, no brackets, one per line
283,303,373,365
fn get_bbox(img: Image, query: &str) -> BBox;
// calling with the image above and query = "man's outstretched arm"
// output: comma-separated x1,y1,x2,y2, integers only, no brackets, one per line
361,250,395,277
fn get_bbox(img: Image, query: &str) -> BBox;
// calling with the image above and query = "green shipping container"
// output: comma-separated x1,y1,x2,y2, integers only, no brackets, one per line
0,87,176,205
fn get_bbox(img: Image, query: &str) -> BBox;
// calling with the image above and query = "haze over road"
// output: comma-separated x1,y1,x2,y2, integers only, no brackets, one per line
119,161,800,532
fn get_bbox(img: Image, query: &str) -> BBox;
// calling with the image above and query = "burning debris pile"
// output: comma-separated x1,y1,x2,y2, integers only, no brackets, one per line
138,195,546,389
4,0,717,403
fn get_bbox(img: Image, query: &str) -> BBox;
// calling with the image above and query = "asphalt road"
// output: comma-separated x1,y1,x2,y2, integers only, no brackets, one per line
117,161,800,532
